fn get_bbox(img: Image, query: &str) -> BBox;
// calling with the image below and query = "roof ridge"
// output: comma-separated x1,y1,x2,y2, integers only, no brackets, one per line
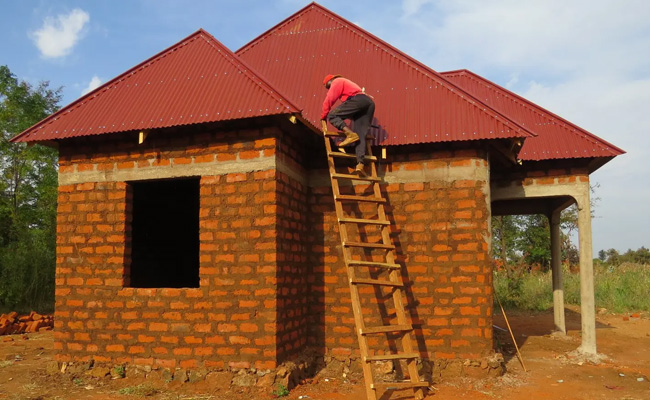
237,2,537,140
12,29,300,143
195,30,302,113
442,69,625,155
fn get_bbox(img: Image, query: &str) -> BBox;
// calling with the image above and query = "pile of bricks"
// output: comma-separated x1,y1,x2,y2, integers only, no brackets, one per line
0,311,54,335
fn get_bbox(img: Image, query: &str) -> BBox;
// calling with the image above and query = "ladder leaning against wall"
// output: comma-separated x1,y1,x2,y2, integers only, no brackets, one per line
323,130,429,400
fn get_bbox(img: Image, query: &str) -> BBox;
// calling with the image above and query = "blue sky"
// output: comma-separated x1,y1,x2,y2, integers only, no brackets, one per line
2,0,649,254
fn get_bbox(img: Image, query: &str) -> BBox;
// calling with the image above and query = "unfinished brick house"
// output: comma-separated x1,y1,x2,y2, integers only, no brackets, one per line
12,2,623,376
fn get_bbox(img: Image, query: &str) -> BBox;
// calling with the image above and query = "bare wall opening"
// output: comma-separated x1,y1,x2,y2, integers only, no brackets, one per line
128,177,200,288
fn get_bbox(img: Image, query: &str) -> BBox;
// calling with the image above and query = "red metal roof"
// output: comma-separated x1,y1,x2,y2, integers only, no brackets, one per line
12,29,300,143
442,69,625,161
236,3,534,146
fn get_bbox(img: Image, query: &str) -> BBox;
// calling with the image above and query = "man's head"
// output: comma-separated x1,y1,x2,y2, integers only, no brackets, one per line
323,74,342,89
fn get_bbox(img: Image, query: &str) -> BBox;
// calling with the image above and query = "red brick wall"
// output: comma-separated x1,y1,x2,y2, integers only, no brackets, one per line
274,133,311,360
55,124,495,369
307,148,493,360
54,124,301,370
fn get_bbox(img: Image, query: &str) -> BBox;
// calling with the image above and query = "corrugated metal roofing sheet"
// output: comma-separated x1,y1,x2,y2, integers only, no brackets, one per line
12,29,300,143
236,3,534,146
442,69,625,161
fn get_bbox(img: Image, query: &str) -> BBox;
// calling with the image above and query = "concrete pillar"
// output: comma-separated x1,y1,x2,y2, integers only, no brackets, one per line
576,192,597,355
550,209,566,334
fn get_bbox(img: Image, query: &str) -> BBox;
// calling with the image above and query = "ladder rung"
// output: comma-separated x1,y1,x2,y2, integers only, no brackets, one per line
365,352,420,362
335,194,385,203
371,381,430,390
347,260,400,269
328,152,378,162
339,217,390,225
350,278,403,287
360,324,413,335
332,173,381,182
344,241,395,250
324,131,345,137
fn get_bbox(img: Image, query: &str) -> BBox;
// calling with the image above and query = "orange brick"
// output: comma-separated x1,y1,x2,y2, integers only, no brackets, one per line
217,347,235,355
461,328,482,337
194,323,211,333
128,346,145,354
240,323,258,333
239,150,260,160
183,336,202,344
173,347,192,356
229,335,251,345
149,322,168,332
106,344,125,352
117,161,135,169
460,306,481,315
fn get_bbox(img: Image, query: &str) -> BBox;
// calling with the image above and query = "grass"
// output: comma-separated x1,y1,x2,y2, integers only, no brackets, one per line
272,384,290,397
494,262,650,313
112,365,126,378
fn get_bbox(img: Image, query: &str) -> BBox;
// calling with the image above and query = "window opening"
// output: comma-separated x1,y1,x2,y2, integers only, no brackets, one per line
129,177,200,288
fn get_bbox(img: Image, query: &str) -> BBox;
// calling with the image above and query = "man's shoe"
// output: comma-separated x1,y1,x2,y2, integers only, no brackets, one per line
339,132,359,147
355,163,366,176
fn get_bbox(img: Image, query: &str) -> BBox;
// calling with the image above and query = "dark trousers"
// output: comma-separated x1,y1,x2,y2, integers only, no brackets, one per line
327,94,375,164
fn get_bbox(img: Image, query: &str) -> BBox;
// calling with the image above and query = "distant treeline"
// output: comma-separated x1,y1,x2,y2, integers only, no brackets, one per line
597,247,650,266
0,66,60,313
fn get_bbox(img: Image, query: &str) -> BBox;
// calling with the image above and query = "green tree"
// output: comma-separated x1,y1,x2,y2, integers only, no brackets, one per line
0,65,61,311
515,214,551,269
492,215,521,267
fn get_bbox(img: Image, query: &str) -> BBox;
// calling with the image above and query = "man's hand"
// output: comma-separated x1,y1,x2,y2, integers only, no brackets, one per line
321,120,328,135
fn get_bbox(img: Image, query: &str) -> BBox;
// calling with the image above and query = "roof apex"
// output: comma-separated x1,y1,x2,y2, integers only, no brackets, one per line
12,28,301,143
238,2,537,146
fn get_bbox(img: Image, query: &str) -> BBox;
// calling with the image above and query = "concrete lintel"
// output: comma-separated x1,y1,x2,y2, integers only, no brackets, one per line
308,164,488,188
491,180,589,203
59,157,278,185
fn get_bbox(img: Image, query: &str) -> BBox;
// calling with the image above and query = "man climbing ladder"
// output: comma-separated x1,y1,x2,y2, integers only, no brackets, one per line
321,74,375,176
320,75,428,399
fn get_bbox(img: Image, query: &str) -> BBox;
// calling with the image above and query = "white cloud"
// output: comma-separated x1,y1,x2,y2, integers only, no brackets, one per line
390,0,650,251
81,76,102,96
401,0,435,17
31,9,90,58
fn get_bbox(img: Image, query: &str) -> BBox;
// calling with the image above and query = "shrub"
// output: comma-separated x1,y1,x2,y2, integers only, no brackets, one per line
494,262,650,313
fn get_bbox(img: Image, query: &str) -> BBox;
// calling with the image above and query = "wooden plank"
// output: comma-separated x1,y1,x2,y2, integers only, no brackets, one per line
360,324,413,335
350,278,403,287
338,217,390,225
347,260,400,269
335,194,386,203
365,352,420,362
344,241,395,250
328,152,378,161
371,381,430,390
332,172,381,182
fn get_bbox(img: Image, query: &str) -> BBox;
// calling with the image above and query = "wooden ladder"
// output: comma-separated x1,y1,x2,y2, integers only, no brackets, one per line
323,132,428,400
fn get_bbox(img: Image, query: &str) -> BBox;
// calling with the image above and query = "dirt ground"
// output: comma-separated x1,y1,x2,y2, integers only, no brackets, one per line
0,306,648,400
